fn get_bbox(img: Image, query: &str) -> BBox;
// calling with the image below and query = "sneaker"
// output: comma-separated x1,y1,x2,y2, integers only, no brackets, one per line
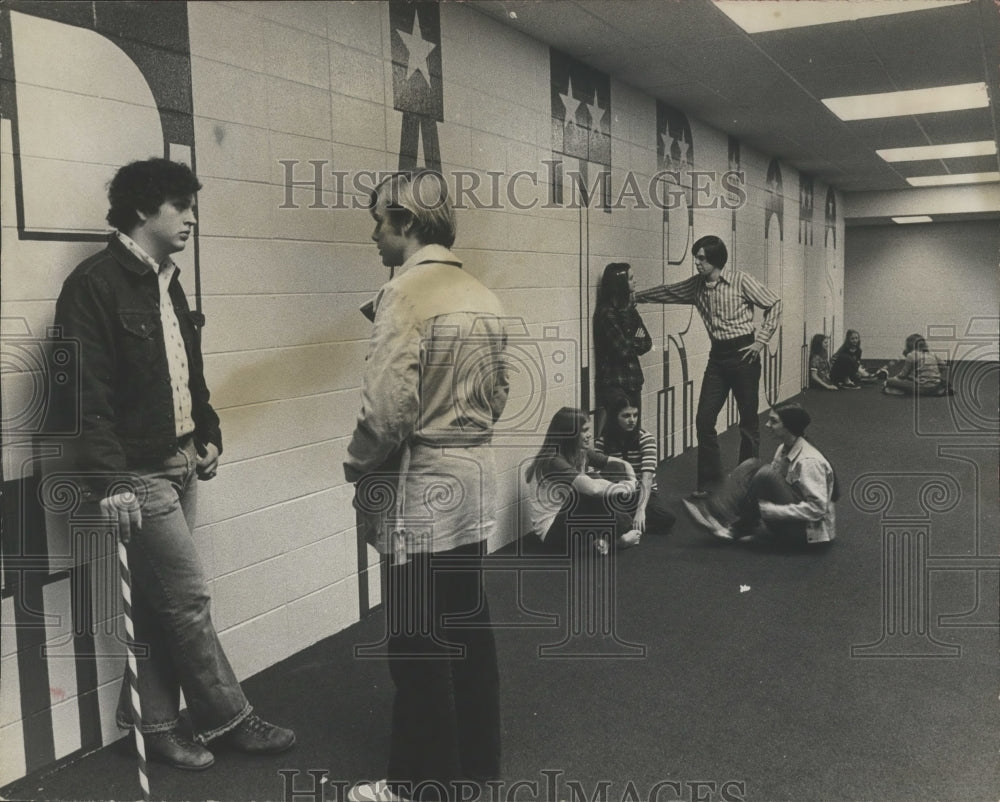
618,529,642,548
219,713,295,754
841,381,861,390
882,384,906,396
729,518,760,542
348,780,407,802
142,731,215,771
683,499,734,540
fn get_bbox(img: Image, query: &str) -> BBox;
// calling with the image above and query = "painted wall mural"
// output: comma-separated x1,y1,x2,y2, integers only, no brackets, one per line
656,103,696,459
549,49,611,212
549,48,611,411
799,175,814,247
389,1,443,171
824,186,840,343
727,136,741,262
762,158,785,407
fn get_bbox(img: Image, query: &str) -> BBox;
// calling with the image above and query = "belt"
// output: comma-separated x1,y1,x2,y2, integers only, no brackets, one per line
710,332,755,354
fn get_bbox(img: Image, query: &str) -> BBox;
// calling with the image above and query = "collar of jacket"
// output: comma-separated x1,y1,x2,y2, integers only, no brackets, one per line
360,244,462,321
108,233,181,279
784,437,805,460
399,243,462,275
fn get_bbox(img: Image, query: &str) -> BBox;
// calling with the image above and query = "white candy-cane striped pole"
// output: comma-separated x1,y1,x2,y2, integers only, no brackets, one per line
118,540,150,801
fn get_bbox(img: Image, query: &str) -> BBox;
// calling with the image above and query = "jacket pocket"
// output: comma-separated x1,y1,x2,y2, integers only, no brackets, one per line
119,311,159,339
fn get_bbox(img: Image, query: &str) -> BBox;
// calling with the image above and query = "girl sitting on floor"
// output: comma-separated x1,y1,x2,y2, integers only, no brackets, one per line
808,333,842,390
683,401,839,548
830,329,876,387
594,393,675,534
525,406,640,555
883,333,951,396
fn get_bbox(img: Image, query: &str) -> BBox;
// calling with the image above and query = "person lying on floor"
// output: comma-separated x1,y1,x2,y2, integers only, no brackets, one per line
683,401,839,547
525,406,640,555
594,392,675,534
808,333,843,391
830,329,877,387
882,333,952,396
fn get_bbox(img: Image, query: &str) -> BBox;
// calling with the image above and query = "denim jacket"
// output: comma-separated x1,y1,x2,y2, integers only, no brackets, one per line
345,245,509,555
54,235,221,498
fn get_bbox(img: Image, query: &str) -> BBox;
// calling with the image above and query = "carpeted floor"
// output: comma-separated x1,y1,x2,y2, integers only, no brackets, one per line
3,368,998,802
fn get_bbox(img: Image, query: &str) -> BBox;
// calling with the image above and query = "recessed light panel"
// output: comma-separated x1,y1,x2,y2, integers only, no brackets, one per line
714,0,970,34
823,83,989,121
877,141,997,162
907,172,1000,186
891,216,933,223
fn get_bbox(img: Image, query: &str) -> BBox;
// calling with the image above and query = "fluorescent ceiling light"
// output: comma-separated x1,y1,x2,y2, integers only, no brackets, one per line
823,83,988,121
877,141,997,162
891,216,933,224
907,172,1000,187
714,0,970,34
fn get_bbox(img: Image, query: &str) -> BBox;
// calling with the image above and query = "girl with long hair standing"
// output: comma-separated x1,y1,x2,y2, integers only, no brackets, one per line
593,263,652,430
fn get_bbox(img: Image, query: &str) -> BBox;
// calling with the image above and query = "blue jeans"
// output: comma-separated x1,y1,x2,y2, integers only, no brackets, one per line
115,437,250,742
696,337,761,490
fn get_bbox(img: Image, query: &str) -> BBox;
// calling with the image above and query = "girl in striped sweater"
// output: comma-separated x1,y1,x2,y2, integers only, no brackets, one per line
594,393,676,534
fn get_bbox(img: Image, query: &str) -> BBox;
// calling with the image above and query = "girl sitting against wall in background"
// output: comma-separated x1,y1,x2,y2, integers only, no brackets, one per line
830,329,876,388
808,334,843,390
525,407,641,556
683,401,839,548
882,333,952,396
593,262,652,433
594,392,676,535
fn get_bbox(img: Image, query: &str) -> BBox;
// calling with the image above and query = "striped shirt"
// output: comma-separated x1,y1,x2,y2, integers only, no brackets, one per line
116,233,195,439
635,269,781,345
595,429,657,479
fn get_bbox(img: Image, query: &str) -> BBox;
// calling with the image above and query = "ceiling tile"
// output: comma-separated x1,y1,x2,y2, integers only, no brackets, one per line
752,23,879,73
918,108,997,145
794,62,897,100
893,154,1000,178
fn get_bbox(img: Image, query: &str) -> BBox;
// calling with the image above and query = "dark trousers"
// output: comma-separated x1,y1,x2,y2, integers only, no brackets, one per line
829,353,857,385
598,462,676,533
696,335,762,490
539,492,633,555
386,542,500,800
709,459,808,546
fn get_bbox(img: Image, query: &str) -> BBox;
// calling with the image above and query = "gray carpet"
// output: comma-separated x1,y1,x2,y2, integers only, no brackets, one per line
3,368,997,802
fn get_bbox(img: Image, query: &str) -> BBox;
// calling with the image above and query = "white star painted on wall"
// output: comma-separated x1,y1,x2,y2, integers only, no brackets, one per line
586,90,606,131
397,11,437,84
559,76,582,128
677,129,690,164
660,130,678,170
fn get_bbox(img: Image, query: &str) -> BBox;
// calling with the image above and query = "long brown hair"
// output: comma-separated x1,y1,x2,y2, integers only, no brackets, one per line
525,407,588,483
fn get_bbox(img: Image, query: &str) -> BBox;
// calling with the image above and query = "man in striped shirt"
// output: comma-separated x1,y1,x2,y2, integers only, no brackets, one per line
635,235,782,496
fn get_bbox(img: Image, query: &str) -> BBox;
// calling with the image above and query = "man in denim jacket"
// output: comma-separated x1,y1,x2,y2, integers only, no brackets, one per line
345,171,508,802
54,159,294,770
